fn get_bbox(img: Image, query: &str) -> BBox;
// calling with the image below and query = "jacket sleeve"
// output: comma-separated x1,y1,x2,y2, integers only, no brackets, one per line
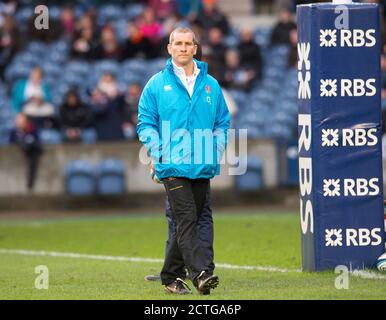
136,79,161,163
214,87,231,164
12,80,24,113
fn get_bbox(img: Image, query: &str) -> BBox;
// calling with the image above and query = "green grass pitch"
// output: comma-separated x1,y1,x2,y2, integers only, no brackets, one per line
0,211,385,300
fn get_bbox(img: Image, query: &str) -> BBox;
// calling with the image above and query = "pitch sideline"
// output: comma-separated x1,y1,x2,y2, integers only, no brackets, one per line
0,248,385,280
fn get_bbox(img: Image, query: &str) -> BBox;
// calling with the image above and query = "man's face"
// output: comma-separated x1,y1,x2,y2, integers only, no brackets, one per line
167,32,197,67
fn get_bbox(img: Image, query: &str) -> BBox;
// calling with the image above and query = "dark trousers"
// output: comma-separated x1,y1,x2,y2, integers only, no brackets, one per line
165,187,214,274
22,145,42,190
160,178,210,285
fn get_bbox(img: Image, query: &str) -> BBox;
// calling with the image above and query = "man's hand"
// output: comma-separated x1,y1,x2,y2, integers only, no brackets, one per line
150,162,163,184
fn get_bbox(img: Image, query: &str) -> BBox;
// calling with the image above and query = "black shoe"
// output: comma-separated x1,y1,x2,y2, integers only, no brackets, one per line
144,274,161,282
195,271,219,295
164,278,192,295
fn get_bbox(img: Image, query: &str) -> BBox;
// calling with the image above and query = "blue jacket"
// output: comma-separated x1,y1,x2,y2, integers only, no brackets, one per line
137,58,230,180
12,79,52,113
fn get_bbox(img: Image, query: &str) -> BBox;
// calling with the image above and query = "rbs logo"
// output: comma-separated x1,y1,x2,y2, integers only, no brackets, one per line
320,78,376,97
320,29,376,48
298,42,311,100
298,114,314,235
325,228,382,247
321,128,378,147
323,178,380,197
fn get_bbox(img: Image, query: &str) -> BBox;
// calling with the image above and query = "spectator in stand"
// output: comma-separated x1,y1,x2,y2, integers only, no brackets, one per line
223,49,258,91
9,113,42,191
93,25,123,60
59,89,93,142
175,0,202,18
123,22,154,59
139,7,163,42
148,0,176,21
194,0,230,36
75,13,96,35
201,44,224,84
12,67,52,114
121,82,142,140
0,15,20,80
238,28,263,80
270,7,297,46
0,0,17,18
288,27,298,68
22,94,57,131
71,26,96,60
205,27,227,67
90,73,124,141
60,6,76,40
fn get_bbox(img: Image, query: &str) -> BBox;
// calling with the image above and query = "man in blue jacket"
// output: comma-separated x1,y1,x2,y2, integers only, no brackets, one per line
137,27,230,295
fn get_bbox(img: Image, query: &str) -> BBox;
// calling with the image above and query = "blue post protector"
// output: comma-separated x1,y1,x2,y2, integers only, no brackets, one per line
297,2,385,271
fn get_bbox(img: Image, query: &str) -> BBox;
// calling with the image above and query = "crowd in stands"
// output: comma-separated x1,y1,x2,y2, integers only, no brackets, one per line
2,0,385,190
3,0,385,143
4,0,385,149
1,0,295,145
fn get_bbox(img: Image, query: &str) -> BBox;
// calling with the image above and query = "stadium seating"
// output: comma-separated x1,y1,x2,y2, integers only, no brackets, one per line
96,158,126,195
64,160,96,195
81,128,98,144
39,129,63,145
1,4,305,149
235,155,264,191
285,143,299,186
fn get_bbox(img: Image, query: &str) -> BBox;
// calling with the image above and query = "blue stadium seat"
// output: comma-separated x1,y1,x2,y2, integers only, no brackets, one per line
14,7,33,25
98,4,125,25
5,63,32,83
65,61,91,77
93,60,120,78
122,59,147,75
286,143,299,186
227,89,248,110
96,158,126,195
274,111,296,126
64,160,96,196
63,72,84,87
270,45,290,58
51,83,71,106
46,50,67,64
39,129,63,145
50,40,70,55
26,41,48,55
0,122,11,146
13,51,40,66
81,128,97,144
42,61,62,78
265,123,293,140
113,19,128,42
48,6,62,20
125,3,145,20
254,28,271,48
235,155,264,191
224,34,239,47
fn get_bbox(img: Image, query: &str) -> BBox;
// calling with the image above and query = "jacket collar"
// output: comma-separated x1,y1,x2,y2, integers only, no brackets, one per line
166,58,207,77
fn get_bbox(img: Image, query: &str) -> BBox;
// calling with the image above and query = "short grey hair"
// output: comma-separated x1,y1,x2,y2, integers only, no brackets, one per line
169,27,198,45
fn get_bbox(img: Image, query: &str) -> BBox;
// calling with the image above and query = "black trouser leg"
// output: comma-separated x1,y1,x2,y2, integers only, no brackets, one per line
160,178,209,285
165,186,215,275
24,147,41,190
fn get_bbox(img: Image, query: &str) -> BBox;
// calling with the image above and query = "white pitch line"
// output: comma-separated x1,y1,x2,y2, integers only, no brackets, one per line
0,248,385,280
